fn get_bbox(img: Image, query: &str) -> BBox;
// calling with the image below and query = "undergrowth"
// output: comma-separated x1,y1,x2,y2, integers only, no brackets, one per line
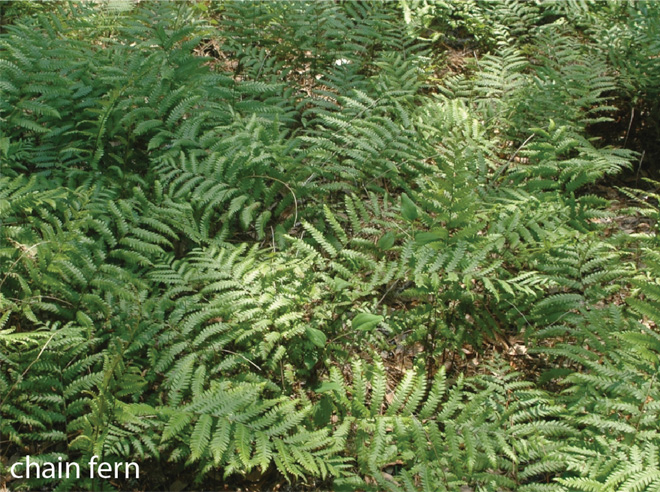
1,1,660,490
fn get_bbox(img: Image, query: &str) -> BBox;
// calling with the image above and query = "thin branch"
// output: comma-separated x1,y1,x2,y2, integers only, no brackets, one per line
0,332,57,409
623,107,634,149
249,175,298,228
491,133,535,186
0,241,49,291
220,349,262,372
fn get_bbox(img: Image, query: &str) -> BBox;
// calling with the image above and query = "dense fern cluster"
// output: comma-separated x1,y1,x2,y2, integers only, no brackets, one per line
2,1,660,490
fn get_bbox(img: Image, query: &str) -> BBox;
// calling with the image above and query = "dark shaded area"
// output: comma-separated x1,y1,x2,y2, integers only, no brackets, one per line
589,102,660,187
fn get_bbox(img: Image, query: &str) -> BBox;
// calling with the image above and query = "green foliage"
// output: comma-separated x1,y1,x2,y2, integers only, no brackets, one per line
327,359,570,491
1,1,659,491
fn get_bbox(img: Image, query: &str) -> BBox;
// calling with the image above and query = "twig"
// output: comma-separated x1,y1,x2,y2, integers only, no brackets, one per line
504,299,532,331
376,280,399,308
7,295,73,306
249,175,298,227
635,150,645,188
0,241,48,291
624,107,634,149
491,133,535,186
220,349,262,371
0,332,57,409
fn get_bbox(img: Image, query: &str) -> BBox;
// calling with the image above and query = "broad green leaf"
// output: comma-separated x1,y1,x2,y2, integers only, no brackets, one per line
401,193,418,221
316,381,342,393
377,231,396,250
415,229,447,245
352,313,384,331
334,277,350,290
306,327,327,348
